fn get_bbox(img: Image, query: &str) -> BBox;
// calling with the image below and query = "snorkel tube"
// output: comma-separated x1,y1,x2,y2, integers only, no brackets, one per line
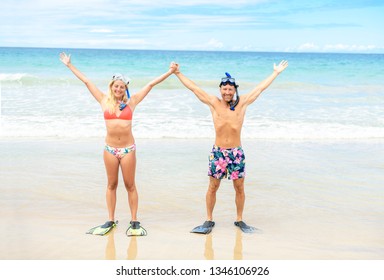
119,88,130,111
119,88,130,110
118,76,131,111
220,72,239,111
230,87,240,111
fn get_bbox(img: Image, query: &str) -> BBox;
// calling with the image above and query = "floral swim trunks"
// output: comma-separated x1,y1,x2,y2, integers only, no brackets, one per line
208,145,246,180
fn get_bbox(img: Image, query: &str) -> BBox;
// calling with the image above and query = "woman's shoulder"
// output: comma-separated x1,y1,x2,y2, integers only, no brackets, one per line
100,96,109,109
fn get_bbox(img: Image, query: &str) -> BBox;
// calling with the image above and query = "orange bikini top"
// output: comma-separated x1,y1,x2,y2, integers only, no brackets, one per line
104,105,133,120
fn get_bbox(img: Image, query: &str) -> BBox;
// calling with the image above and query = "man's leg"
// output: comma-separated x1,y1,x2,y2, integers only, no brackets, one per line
233,178,245,222
206,177,221,221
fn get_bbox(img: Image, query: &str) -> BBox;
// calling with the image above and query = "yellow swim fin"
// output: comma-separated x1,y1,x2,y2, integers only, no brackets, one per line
126,221,147,237
86,221,117,236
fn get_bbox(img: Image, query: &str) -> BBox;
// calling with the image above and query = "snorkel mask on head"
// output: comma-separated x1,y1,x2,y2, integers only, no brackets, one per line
219,72,239,111
112,73,131,110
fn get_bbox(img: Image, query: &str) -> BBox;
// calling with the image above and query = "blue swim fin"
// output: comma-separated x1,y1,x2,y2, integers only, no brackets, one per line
191,221,215,234
86,221,118,236
126,221,147,237
234,221,257,233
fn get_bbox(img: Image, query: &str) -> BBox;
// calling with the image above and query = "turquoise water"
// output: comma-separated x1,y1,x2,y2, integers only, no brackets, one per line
1,47,383,140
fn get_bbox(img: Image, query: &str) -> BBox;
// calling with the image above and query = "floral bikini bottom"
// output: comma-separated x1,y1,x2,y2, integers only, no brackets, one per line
104,143,136,160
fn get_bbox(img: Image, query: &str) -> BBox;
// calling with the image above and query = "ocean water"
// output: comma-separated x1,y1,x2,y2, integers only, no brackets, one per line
1,47,383,140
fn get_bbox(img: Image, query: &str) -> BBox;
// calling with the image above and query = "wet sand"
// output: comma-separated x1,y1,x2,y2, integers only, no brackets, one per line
0,138,383,259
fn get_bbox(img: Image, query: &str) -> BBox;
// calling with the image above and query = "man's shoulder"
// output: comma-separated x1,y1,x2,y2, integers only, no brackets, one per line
205,95,220,106
209,95,222,103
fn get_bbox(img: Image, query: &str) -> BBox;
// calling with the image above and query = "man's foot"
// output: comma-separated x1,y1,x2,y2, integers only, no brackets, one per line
191,221,215,234
234,221,257,233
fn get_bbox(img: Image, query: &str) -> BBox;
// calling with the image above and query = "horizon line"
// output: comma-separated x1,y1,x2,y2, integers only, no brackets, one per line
1,45,383,55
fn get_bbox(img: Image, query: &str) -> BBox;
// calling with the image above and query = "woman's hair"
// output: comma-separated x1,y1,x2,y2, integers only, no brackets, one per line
105,80,128,114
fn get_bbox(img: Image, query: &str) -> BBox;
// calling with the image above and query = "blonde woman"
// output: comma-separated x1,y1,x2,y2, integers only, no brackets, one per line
59,52,177,236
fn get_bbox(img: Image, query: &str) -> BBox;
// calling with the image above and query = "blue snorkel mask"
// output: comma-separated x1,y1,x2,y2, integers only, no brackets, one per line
112,73,130,110
219,72,239,111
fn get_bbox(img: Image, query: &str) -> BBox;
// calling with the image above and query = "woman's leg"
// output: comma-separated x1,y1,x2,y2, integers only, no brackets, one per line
103,150,120,221
120,150,138,221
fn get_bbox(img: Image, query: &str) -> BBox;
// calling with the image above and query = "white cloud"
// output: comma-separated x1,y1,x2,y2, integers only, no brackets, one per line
207,38,224,49
172,14,254,27
287,43,383,53
297,42,320,51
323,44,378,52
78,38,147,48
113,0,267,7
186,38,224,51
90,29,114,33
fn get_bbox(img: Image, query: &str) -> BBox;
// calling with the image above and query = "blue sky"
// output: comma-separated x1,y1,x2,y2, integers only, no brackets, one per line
1,0,383,53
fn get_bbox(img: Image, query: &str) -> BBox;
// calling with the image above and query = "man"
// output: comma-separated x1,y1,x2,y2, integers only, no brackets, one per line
174,60,288,234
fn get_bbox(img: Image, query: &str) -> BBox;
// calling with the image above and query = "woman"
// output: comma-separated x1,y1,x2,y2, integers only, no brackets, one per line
59,52,177,236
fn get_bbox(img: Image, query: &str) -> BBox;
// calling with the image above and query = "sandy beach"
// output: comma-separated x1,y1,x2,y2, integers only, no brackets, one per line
1,138,383,260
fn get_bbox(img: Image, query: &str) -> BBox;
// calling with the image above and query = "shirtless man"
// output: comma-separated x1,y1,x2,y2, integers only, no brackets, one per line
174,60,288,234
